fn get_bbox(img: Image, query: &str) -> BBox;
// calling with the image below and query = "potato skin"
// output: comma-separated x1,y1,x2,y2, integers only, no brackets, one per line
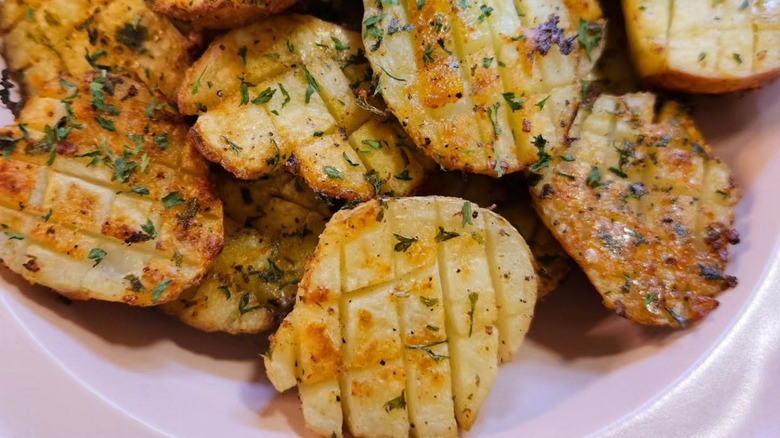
148,0,296,30
622,0,780,93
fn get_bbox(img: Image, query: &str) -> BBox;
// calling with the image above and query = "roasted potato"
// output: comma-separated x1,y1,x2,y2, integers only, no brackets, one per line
362,0,605,176
623,0,780,93
264,197,537,437
0,72,223,305
178,15,427,201
148,0,296,30
0,0,192,98
529,92,740,327
420,172,571,298
161,171,331,334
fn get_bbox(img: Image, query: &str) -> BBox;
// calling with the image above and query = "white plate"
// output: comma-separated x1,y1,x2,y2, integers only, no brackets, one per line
1,62,779,437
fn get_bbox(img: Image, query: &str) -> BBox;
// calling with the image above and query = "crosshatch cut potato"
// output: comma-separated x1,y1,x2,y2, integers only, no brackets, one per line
622,0,780,93
420,171,571,298
362,0,605,176
0,72,223,305
264,196,538,437
0,0,193,98
529,92,741,327
161,171,332,334
148,0,297,30
178,14,427,201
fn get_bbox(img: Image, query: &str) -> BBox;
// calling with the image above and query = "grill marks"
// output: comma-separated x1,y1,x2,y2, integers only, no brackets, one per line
530,93,740,327
364,0,603,175
264,197,537,436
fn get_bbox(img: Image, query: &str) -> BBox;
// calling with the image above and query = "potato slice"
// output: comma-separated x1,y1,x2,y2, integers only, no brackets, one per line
0,0,192,98
420,172,570,298
623,0,780,93
529,92,741,326
0,72,223,305
178,14,426,201
361,0,604,176
161,172,331,334
148,0,296,30
264,197,537,437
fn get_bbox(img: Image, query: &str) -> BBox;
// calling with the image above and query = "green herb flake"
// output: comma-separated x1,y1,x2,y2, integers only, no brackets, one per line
141,218,157,239
468,292,479,336
116,17,148,52
417,0,425,8
278,83,291,108
162,192,184,209
95,116,116,131
461,201,474,227
42,209,54,222
343,152,360,167
191,68,208,95
393,234,418,252
252,87,276,105
87,248,107,267
536,95,550,109
405,340,449,361
586,166,602,188
644,293,658,309
420,296,439,307
384,391,406,412
502,92,525,111
302,66,320,104
239,292,264,314
151,279,172,304
435,226,460,242
222,135,242,152
286,40,295,53
422,44,435,63
237,45,248,66
331,37,349,51
733,53,742,64
487,102,502,137
131,186,149,195
483,57,494,68
324,165,344,180
394,169,413,181
4,231,24,240
477,4,494,22
577,19,604,61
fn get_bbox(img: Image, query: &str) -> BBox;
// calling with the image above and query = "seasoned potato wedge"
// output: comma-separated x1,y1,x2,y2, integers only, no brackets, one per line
0,0,192,98
362,0,604,176
162,172,331,334
148,0,296,30
179,15,426,201
529,92,740,326
0,73,223,305
420,172,570,298
264,197,537,437
622,0,780,93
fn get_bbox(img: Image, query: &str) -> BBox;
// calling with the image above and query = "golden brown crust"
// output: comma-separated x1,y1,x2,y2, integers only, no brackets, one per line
363,0,605,175
643,67,780,94
148,0,296,30
0,72,223,306
0,0,192,98
529,92,740,327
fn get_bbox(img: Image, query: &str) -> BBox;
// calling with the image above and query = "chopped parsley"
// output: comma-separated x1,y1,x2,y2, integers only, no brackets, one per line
252,87,276,105
151,279,172,304
461,201,474,227
586,166,602,187
162,192,184,208
324,166,344,179
502,92,525,111
141,218,157,239
87,248,107,267
435,226,460,242
302,66,319,104
393,234,418,252
577,19,604,61
468,292,479,336
384,391,406,412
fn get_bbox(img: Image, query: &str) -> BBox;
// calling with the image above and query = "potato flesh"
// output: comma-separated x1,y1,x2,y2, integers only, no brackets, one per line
362,0,603,175
161,172,332,334
0,73,223,305
529,92,740,326
264,197,537,437
623,0,780,93
0,0,191,98
179,15,426,201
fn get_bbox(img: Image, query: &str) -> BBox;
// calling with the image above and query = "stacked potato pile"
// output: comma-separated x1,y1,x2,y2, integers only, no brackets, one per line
1,0,767,435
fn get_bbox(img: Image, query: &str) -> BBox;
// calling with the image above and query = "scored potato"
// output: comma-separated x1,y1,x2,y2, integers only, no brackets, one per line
529,92,741,327
264,197,537,437
178,14,427,201
420,172,570,298
148,0,296,30
623,0,780,93
362,0,605,176
0,0,192,99
0,72,223,305
162,171,331,334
